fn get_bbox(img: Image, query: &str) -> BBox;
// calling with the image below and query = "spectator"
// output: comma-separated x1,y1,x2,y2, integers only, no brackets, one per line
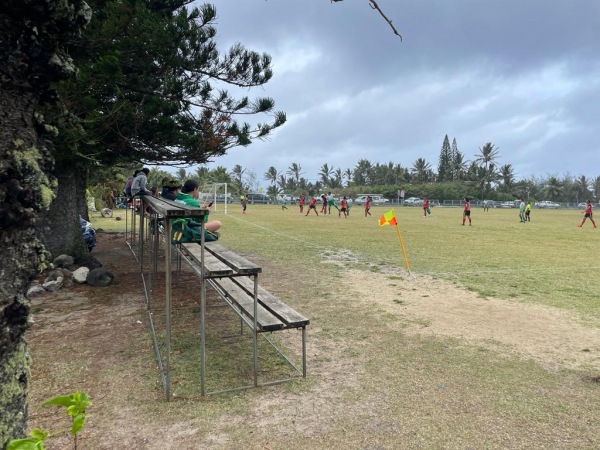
131,168,150,196
161,179,181,201
175,180,221,233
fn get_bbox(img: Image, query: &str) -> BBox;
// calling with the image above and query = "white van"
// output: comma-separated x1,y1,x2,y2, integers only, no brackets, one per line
354,195,390,205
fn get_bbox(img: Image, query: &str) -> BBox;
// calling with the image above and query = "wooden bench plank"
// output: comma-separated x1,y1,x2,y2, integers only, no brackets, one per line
232,277,310,328
210,278,284,332
205,242,262,275
180,243,233,277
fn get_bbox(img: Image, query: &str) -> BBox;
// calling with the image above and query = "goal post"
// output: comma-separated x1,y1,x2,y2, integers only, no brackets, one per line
201,182,230,215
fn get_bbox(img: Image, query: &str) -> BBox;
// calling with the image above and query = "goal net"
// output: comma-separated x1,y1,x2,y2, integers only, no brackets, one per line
201,182,230,214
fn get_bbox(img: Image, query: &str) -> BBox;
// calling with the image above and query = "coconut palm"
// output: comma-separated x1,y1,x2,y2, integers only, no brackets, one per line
287,163,303,184
176,168,188,181
474,142,500,171
573,175,591,202
452,151,469,181
411,158,432,183
544,176,563,201
343,168,353,186
264,166,279,187
319,163,334,186
498,164,515,192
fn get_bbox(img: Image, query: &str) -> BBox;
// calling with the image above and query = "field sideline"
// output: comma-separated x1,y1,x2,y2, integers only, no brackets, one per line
201,203,600,325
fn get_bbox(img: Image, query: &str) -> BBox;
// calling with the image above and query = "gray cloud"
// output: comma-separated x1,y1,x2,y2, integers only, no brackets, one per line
195,1,600,186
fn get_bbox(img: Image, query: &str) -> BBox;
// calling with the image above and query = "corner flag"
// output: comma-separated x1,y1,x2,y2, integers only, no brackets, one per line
378,209,410,274
379,209,397,227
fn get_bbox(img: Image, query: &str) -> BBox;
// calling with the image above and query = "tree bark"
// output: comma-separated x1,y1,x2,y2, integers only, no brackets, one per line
36,162,90,261
0,2,90,447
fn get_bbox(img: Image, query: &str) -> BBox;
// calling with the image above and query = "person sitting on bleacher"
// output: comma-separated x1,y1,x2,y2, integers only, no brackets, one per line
130,168,150,196
175,180,222,234
161,179,181,201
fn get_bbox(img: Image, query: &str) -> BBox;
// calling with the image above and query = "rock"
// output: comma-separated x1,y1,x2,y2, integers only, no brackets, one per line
101,208,113,218
75,254,103,270
72,267,90,284
27,283,46,298
115,216,122,221
43,277,64,292
86,268,115,287
53,254,75,267
59,269,74,288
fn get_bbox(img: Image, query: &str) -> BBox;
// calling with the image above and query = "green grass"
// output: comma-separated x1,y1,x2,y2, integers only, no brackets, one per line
167,204,600,324
86,203,600,448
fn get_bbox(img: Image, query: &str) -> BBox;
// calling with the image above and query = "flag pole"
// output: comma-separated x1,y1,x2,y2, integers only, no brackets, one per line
394,222,411,275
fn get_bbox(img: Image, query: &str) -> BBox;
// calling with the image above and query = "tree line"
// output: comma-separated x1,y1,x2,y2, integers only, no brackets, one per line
110,133,597,204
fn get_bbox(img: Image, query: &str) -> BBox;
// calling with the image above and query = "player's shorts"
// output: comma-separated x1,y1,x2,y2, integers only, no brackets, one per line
340,208,347,212
585,213,592,218
309,205,316,209
464,210,471,217
525,210,530,216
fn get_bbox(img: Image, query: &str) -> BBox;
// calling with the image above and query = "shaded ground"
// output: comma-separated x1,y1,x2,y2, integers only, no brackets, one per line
26,232,600,449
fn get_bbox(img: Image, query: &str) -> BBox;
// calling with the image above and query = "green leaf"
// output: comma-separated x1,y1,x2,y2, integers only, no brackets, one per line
7,437,46,450
29,430,49,441
71,414,86,436
42,395,73,408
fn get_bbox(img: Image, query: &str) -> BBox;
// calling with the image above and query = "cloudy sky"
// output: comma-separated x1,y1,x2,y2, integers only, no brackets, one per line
192,0,600,188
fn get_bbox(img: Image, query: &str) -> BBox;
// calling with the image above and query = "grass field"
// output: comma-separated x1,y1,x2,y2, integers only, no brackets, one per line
86,203,600,448
96,203,600,324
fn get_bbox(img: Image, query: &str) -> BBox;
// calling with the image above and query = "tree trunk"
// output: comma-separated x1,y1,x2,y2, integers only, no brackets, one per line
36,162,90,261
0,2,90,447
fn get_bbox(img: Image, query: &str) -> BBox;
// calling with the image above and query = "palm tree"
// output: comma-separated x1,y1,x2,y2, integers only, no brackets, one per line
544,176,563,201
319,163,334,186
343,168,353,186
452,151,469,181
474,142,500,171
592,176,600,201
230,164,246,194
498,164,515,192
276,174,286,191
176,168,188,181
287,163,303,185
411,158,432,183
573,175,590,203
264,166,279,187
208,166,231,184
353,159,373,185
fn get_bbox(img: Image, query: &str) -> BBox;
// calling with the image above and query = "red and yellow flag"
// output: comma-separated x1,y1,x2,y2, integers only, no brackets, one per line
379,209,397,227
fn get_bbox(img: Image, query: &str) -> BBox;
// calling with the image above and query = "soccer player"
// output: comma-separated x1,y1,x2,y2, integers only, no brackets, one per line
525,201,531,221
423,197,429,217
462,197,471,226
327,192,339,214
306,196,319,216
364,195,372,217
339,197,348,218
577,199,597,228
519,198,526,223
299,194,305,213
320,194,328,214
280,197,288,210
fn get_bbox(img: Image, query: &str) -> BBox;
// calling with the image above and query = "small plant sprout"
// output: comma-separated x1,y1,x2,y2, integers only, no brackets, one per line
8,391,92,450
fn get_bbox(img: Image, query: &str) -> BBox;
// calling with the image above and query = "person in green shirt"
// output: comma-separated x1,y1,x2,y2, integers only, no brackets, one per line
280,197,288,210
519,199,526,223
175,180,222,233
525,201,531,221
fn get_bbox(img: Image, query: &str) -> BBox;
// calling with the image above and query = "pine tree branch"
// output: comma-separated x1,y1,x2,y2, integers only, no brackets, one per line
331,0,402,40
368,0,402,40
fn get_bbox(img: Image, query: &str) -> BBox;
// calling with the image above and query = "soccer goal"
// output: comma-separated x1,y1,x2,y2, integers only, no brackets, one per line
201,182,230,214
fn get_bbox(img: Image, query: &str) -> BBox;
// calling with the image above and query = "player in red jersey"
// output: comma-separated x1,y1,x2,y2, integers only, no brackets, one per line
423,197,429,217
577,199,597,228
299,194,305,213
364,195,372,217
462,197,471,226
305,196,319,216
339,197,348,218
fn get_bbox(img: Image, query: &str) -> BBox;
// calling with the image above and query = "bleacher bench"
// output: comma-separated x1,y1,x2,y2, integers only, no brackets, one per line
179,242,310,333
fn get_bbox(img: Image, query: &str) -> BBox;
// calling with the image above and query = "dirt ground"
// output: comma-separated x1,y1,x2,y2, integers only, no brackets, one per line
26,232,600,449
